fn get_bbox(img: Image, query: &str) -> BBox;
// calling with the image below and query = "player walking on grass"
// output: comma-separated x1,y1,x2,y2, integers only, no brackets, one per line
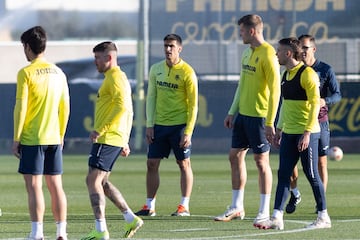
12,26,70,240
214,15,281,227
135,34,198,217
257,37,331,230
285,34,342,214
81,41,143,239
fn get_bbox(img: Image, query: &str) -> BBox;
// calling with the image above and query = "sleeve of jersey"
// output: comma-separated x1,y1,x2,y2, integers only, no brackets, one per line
264,54,281,127
228,77,241,115
146,66,156,127
13,71,28,141
302,70,320,132
58,79,70,140
325,67,341,105
184,70,198,136
276,99,284,130
96,79,123,135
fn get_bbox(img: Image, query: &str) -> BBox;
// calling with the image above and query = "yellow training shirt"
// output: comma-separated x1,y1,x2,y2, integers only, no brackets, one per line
146,59,198,136
13,58,70,145
228,42,280,126
277,63,321,134
94,66,133,147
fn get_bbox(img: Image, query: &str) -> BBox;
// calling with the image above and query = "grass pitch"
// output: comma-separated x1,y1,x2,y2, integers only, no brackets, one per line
0,153,359,239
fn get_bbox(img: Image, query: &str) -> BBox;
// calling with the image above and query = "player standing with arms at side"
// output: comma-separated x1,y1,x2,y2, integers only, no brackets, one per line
135,34,198,217
81,41,143,240
285,34,342,214
257,37,331,230
12,26,70,240
214,14,281,227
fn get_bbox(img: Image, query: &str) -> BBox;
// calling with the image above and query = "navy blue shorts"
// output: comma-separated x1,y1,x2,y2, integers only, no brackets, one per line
88,143,122,172
318,121,330,156
231,114,270,154
18,145,63,175
148,124,191,160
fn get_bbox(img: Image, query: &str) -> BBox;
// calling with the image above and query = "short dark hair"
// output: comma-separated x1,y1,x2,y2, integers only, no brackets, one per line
298,34,316,45
278,37,302,60
20,26,47,55
163,34,182,45
93,41,117,53
237,14,263,28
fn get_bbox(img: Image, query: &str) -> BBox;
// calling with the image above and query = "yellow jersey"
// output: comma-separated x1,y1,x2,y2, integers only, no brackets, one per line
94,66,133,147
13,58,70,145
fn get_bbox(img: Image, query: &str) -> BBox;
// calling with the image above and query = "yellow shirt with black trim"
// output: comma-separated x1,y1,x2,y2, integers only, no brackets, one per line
13,57,70,145
228,42,280,127
94,66,133,147
146,59,198,136
277,63,321,134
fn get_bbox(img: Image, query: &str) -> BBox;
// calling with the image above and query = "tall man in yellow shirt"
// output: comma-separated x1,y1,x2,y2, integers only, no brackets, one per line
81,42,143,240
135,34,198,217
12,26,70,240
214,15,281,227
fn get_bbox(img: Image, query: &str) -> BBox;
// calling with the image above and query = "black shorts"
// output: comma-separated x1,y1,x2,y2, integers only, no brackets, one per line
231,114,270,154
88,143,122,172
147,124,191,160
18,145,63,175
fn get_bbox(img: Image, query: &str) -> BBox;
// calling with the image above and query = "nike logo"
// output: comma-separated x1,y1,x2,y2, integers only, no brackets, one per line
183,149,190,154
157,72,163,76
257,144,265,148
323,146,329,150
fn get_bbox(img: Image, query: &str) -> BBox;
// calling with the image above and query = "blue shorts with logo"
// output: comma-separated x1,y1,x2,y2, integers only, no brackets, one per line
318,121,330,156
148,124,191,160
88,143,122,172
231,114,270,154
18,145,63,175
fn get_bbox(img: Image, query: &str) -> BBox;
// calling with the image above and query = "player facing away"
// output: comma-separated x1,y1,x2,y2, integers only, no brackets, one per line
12,26,70,240
257,37,331,230
214,14,281,228
285,34,342,214
81,41,143,240
135,33,198,217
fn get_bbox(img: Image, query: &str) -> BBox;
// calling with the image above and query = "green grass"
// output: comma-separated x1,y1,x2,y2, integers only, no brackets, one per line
0,153,359,239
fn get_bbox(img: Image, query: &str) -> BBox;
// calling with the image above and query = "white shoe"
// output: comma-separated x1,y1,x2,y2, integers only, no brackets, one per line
214,206,245,222
307,216,331,229
254,216,284,230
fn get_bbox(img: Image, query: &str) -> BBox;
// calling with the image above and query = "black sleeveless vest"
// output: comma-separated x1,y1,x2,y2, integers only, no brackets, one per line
281,65,308,100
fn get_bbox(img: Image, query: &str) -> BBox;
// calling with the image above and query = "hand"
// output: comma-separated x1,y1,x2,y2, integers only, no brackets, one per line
180,134,191,148
273,129,282,148
12,141,21,159
320,98,326,107
146,127,154,144
224,115,234,129
265,126,275,145
121,143,131,157
298,131,311,152
89,131,100,143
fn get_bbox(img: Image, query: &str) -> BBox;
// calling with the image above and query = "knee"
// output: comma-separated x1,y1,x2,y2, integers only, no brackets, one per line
147,159,160,171
177,159,191,171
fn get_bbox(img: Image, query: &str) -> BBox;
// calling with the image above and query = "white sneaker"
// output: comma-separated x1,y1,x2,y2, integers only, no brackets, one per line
253,213,269,228
214,206,245,222
307,216,331,229
254,217,284,230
